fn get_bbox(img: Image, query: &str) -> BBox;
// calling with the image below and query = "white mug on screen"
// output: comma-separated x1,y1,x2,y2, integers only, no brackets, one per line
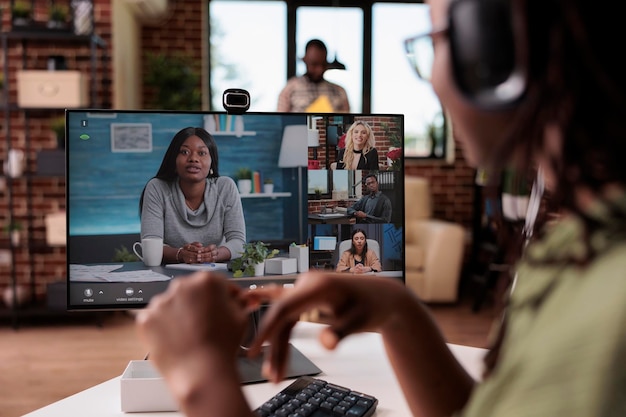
133,238,163,267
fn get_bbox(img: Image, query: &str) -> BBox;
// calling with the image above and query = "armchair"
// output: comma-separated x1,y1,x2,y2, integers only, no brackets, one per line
404,176,465,302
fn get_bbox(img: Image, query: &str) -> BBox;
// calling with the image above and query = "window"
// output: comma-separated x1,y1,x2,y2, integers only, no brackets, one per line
296,6,363,113
209,1,286,111
308,170,329,197
332,170,349,196
307,169,351,200
372,3,446,158
208,1,450,160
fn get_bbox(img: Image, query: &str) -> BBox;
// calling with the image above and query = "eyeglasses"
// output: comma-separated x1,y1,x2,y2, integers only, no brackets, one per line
403,0,527,109
404,25,448,83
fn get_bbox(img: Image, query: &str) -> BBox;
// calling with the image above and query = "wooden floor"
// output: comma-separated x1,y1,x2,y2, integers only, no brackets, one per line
0,295,498,417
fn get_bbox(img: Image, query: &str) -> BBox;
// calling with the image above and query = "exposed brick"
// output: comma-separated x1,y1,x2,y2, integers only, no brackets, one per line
2,0,482,299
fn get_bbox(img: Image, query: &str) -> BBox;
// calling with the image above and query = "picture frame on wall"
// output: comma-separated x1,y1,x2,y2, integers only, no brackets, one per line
110,123,152,153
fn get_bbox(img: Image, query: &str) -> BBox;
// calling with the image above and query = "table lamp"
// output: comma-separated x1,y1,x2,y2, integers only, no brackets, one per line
278,125,308,243
307,128,320,169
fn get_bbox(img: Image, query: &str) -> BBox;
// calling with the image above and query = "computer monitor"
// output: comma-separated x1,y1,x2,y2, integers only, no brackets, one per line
66,110,405,310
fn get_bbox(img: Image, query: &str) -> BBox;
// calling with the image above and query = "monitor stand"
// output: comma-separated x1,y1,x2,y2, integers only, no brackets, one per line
238,311,322,384
238,343,322,384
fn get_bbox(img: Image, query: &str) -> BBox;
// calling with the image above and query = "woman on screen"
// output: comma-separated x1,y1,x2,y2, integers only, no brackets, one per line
139,127,245,264
336,120,379,170
336,228,382,273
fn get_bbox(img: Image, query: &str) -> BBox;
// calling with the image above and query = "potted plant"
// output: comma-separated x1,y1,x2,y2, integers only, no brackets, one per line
11,1,32,27
263,177,274,194
111,245,140,262
144,52,202,110
4,220,23,246
235,167,252,194
314,187,322,200
50,116,65,149
231,241,279,277
48,4,69,29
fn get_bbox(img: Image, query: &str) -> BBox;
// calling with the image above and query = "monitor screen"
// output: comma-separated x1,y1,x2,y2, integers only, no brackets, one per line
66,110,405,310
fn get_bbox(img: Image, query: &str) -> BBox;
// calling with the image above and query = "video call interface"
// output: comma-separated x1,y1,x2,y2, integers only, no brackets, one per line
66,110,405,310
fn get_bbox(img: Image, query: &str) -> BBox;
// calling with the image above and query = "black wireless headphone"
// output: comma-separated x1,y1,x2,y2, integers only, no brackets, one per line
448,0,527,109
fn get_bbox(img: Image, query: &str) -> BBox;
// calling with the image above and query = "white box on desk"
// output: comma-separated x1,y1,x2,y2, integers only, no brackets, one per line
289,245,309,272
265,257,297,275
120,360,178,412
17,70,89,108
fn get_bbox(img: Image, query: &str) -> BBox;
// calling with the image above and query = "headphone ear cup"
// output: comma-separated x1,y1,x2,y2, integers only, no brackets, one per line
448,0,526,109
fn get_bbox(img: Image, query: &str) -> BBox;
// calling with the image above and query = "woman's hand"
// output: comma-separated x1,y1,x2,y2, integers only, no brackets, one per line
136,272,249,379
351,264,369,274
136,273,260,416
179,242,220,264
248,272,409,382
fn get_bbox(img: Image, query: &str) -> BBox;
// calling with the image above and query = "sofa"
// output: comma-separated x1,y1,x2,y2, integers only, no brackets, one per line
404,176,465,302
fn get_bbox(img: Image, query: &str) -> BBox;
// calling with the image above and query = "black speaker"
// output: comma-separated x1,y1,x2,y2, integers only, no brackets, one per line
448,0,526,109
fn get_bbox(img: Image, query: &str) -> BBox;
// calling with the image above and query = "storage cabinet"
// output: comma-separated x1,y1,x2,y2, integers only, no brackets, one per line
1,8,108,327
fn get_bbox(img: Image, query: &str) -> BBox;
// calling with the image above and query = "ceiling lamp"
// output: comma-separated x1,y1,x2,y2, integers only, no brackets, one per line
327,54,346,70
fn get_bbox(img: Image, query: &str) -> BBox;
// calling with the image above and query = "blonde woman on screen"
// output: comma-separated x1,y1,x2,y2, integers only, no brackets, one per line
336,121,379,170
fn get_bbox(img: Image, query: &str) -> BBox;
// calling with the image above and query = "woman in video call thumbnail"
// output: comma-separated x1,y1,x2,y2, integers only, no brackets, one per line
336,120,380,170
336,228,382,273
139,126,246,265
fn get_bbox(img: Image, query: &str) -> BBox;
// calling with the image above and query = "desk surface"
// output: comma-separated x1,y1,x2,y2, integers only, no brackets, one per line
308,213,354,224
23,322,486,417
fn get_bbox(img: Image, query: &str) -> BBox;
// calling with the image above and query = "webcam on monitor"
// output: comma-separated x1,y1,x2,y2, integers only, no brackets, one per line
223,88,250,114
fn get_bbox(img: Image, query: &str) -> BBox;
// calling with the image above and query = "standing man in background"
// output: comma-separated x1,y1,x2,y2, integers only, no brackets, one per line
277,39,350,113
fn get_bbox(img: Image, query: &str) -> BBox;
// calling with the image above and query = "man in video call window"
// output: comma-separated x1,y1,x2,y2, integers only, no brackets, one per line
347,174,392,223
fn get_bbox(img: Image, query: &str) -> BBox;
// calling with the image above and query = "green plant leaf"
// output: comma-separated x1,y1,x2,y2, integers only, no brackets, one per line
112,245,139,262
230,241,279,277
144,52,202,110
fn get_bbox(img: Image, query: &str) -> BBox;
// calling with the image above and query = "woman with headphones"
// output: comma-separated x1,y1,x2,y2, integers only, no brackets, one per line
136,1,626,416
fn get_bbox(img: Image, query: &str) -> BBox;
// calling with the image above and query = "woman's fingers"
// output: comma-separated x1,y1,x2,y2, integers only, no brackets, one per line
241,285,286,311
261,319,298,382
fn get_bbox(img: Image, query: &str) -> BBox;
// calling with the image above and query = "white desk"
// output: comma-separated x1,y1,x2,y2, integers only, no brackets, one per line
23,322,486,417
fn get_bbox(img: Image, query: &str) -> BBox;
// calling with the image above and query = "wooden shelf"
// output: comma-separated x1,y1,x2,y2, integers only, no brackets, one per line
1,5,104,328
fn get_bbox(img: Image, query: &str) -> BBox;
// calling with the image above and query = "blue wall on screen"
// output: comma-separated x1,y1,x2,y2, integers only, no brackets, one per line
67,111,307,244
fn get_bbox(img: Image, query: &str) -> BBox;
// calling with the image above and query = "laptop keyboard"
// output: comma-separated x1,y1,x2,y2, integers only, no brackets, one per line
254,376,378,417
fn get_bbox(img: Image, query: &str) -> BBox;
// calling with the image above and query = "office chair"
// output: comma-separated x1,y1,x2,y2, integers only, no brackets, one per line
335,239,381,267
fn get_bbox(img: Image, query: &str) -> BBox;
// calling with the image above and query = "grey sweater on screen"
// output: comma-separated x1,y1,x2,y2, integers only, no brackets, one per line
141,177,246,259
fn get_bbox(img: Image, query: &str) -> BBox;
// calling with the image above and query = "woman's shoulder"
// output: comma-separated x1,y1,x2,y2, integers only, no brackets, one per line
366,147,379,157
146,177,170,191
214,175,236,186
213,176,239,193
364,147,379,169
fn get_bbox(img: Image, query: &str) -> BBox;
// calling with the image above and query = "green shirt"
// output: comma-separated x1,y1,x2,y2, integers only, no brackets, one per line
459,193,626,417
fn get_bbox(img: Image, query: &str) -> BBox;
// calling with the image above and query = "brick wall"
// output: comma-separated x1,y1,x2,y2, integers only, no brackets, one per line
140,0,204,109
406,145,477,228
0,0,113,300
1,0,478,301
